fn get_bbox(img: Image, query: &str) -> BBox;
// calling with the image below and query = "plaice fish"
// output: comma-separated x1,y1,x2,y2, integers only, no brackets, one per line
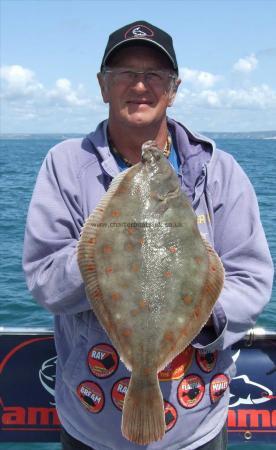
77,140,224,445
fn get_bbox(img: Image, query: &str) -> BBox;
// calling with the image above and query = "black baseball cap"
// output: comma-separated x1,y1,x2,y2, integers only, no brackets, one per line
101,20,178,75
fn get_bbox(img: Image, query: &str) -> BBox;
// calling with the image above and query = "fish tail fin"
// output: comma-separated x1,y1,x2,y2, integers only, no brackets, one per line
121,370,165,445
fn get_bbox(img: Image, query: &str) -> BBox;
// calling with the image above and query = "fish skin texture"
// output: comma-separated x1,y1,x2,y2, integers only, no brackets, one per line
78,141,224,445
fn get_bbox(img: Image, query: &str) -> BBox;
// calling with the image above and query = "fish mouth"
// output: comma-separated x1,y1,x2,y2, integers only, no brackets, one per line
141,141,162,163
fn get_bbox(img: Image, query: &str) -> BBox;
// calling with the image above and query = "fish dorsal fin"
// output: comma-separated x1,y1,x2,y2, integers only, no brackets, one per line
157,236,224,373
78,165,134,250
77,166,135,337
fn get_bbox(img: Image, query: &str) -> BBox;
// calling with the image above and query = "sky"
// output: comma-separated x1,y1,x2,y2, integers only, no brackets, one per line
1,0,276,133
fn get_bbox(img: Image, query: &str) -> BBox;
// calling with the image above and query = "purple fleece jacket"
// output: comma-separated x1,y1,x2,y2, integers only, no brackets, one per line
23,118,273,450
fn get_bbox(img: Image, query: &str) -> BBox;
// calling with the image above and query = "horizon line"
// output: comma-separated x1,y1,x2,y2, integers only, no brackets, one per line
1,130,276,136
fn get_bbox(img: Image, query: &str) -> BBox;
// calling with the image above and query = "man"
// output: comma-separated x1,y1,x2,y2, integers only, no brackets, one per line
23,21,273,450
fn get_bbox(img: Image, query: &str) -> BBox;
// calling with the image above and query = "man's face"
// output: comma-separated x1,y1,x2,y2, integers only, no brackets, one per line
98,45,180,130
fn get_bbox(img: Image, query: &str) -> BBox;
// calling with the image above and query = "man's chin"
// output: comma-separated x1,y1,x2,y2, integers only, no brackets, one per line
123,113,157,128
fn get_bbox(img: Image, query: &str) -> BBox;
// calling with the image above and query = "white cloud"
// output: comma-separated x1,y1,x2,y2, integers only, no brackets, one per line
180,67,221,89
0,64,109,132
175,84,276,110
1,63,276,133
233,54,258,73
0,64,44,98
225,84,276,109
0,65,96,111
47,78,91,107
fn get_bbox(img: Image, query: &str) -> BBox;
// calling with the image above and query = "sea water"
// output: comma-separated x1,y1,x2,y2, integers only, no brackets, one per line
0,134,275,450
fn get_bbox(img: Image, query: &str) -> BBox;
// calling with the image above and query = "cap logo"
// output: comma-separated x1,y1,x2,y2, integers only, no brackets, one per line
125,25,154,39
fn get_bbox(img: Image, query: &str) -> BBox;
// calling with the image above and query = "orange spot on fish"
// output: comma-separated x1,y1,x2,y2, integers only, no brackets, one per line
130,308,140,317
169,246,177,253
194,256,202,264
204,284,213,294
194,306,200,320
125,243,134,251
139,299,148,310
93,288,102,300
88,237,96,244
131,263,140,272
117,185,127,194
127,227,135,235
122,328,132,337
182,295,192,305
111,292,121,302
140,238,145,245
111,210,120,217
180,327,188,336
211,266,216,272
164,271,172,278
103,245,112,254
86,264,96,272
105,266,113,274
164,331,174,342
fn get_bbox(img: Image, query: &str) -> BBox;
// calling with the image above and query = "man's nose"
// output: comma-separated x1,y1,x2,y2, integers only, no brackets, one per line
131,73,148,89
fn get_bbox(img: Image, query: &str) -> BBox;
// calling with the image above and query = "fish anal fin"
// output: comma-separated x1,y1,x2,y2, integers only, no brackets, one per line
157,240,224,373
202,237,225,309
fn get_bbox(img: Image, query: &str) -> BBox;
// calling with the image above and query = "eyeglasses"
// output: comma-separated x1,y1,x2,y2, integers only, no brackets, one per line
103,68,177,89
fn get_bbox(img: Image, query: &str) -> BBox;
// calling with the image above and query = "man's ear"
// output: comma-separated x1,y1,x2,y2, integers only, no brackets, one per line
168,78,181,107
97,72,109,103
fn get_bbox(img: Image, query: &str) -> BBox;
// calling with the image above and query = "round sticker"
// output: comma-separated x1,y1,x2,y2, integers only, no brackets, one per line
88,343,119,378
196,349,217,373
158,346,194,381
77,381,105,413
210,374,229,403
111,378,130,411
177,374,205,409
164,401,178,432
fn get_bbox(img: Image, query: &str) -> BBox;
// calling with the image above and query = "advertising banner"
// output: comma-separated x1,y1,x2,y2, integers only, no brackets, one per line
0,330,275,443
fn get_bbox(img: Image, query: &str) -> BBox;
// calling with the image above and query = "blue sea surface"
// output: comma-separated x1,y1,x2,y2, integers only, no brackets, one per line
0,134,275,450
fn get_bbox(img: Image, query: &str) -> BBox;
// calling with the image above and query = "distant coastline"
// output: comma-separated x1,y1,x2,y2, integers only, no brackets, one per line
1,131,276,140
203,131,276,140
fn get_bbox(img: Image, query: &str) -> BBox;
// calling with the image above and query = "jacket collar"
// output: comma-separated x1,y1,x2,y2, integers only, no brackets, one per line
86,118,216,203
86,120,120,178
167,118,215,203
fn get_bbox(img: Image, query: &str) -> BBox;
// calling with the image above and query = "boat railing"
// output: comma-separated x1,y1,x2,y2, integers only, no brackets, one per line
1,326,276,339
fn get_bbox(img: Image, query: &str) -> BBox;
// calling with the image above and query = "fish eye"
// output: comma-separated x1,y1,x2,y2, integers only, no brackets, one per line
141,141,163,164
